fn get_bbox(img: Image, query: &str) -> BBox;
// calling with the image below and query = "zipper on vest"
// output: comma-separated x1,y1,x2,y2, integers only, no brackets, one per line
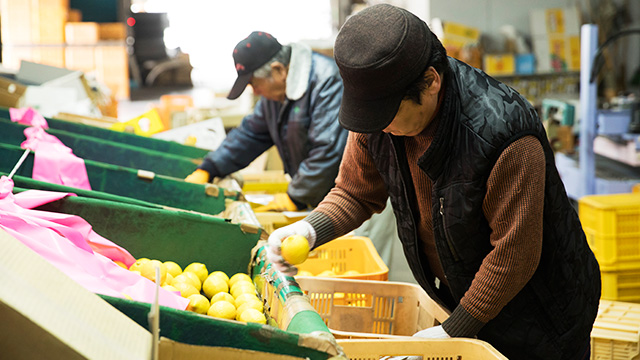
439,197,460,261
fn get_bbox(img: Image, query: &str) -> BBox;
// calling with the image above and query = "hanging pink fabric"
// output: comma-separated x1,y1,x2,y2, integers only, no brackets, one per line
0,176,188,310
9,107,48,128
20,123,92,190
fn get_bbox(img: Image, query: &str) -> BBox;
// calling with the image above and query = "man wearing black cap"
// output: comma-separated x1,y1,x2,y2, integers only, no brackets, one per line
266,4,600,360
185,31,347,211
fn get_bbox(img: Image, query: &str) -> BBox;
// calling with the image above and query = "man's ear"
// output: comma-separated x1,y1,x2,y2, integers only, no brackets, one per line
271,61,288,80
426,66,441,95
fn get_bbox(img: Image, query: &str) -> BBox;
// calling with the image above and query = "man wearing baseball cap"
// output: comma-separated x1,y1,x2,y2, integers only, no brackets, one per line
185,31,347,211
266,4,600,359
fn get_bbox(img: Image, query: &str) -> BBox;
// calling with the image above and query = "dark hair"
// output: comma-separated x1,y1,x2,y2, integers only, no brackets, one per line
403,36,449,104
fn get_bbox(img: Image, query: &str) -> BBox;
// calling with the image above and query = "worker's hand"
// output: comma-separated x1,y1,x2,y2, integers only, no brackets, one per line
266,220,316,276
185,169,210,184
413,325,450,339
380,326,451,360
254,193,299,212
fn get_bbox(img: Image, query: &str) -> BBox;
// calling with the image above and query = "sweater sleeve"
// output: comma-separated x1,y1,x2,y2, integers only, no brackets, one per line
305,132,388,246
442,135,546,337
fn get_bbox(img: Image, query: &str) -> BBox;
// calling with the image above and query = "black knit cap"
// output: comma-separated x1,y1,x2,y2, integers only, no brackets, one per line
227,31,282,100
334,4,433,133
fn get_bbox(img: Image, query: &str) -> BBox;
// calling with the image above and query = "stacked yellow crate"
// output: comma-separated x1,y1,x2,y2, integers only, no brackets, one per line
579,193,640,302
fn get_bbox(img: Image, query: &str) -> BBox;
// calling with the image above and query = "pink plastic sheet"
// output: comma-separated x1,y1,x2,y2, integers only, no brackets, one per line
0,176,189,310
10,107,92,190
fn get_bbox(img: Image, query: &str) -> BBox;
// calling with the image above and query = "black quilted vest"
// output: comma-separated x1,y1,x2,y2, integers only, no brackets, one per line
367,58,601,359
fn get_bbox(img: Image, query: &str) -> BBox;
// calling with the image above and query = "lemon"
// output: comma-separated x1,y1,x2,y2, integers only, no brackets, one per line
162,284,179,293
234,293,260,308
342,270,361,277
210,292,235,307
203,275,229,299
316,270,336,277
173,273,201,292
207,300,236,320
296,270,314,277
238,308,267,324
163,261,182,277
281,235,309,265
129,258,150,272
173,281,199,298
187,294,210,315
181,271,202,292
140,259,167,284
163,273,174,286
184,262,208,283
208,271,230,285
229,273,252,287
230,281,256,298
236,299,264,320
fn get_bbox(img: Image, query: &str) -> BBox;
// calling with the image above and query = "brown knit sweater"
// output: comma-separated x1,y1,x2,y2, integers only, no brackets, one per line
312,117,546,329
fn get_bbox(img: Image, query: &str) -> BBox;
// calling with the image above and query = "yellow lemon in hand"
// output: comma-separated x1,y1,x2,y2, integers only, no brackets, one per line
238,308,267,324
203,275,229,299
281,235,309,265
229,273,252,288
184,262,208,283
187,294,210,315
208,300,236,320
163,261,182,277
210,292,235,307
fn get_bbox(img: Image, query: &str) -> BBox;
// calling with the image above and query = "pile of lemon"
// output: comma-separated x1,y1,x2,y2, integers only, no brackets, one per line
125,258,267,325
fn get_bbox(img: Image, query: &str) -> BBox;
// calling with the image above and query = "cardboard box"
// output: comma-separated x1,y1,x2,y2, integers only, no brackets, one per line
530,6,581,37
99,23,127,41
0,229,153,360
483,54,515,76
0,0,67,45
532,34,580,73
64,46,97,74
65,22,100,45
95,44,130,100
2,45,66,70
0,76,27,108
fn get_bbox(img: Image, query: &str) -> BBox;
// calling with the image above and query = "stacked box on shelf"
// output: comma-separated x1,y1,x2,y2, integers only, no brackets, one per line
579,193,640,302
0,143,235,216
2,192,342,359
591,300,640,360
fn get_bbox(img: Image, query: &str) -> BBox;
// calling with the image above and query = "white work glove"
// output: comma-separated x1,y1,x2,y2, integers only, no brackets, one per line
381,326,451,360
412,325,451,339
266,220,316,276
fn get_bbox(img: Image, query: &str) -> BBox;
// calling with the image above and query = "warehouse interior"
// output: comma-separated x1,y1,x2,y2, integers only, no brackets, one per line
1,0,640,359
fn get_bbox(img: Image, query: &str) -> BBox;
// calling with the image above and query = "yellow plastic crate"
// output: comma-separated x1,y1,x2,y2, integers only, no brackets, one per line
600,262,640,303
579,194,640,266
297,236,389,281
295,277,450,339
241,170,290,194
591,300,640,360
337,339,507,360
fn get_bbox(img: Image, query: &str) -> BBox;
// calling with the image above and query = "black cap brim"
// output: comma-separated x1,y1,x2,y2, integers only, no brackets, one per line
227,72,252,100
338,90,404,133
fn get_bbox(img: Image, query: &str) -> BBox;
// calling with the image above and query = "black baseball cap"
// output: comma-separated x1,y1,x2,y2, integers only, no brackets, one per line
227,31,283,100
334,4,434,133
